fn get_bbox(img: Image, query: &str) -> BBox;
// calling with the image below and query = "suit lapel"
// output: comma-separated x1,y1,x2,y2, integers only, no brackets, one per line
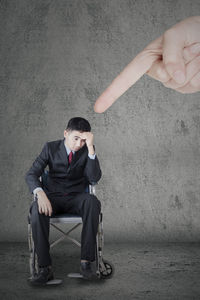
59,139,69,168
59,140,87,171
70,144,87,168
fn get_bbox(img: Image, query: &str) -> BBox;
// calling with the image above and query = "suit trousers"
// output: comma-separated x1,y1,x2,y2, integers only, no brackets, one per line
30,192,101,267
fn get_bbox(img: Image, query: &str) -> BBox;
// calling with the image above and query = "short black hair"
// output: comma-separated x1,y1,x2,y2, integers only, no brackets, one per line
66,117,91,132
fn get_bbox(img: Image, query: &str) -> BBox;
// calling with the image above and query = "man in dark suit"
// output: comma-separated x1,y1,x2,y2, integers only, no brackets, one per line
26,117,102,285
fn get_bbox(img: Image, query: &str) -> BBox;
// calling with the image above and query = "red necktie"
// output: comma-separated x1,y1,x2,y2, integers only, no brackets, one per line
68,151,73,164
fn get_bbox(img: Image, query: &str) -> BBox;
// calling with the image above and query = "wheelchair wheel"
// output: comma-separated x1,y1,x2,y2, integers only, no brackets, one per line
99,259,114,279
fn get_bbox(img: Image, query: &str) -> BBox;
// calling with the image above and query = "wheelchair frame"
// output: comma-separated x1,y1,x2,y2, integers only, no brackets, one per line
28,184,113,280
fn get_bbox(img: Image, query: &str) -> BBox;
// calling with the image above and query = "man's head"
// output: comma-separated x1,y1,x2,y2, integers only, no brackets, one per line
64,117,91,152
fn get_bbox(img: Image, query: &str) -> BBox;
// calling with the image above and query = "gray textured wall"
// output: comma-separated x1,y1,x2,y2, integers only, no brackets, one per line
1,0,200,242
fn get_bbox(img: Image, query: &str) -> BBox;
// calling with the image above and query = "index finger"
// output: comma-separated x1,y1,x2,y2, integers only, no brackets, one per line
94,37,162,113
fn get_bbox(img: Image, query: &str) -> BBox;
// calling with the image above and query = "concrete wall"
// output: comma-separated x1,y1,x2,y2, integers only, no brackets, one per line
1,0,200,242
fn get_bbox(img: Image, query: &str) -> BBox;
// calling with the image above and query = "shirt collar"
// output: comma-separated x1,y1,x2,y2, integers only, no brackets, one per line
64,142,75,156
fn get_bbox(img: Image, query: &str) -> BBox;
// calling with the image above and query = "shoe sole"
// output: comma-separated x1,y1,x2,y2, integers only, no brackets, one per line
28,276,61,286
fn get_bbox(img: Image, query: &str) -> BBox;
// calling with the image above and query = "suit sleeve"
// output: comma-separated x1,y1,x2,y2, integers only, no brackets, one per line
25,143,49,194
84,155,102,184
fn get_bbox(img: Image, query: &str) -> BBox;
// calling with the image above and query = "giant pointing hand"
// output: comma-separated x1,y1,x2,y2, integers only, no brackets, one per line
94,16,200,113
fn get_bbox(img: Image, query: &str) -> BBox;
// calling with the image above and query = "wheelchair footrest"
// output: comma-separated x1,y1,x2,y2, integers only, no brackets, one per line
68,273,84,278
46,279,63,285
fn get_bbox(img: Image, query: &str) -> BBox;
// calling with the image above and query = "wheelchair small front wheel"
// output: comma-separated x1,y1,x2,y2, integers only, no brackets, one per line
99,259,114,279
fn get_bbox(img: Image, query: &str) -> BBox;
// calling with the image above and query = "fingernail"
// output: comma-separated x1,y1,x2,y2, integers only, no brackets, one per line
173,70,185,84
190,43,200,54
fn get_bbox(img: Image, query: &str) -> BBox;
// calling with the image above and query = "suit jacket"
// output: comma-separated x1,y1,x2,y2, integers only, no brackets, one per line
25,139,102,196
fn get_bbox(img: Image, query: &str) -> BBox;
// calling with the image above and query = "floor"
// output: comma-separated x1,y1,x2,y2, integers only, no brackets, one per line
0,242,200,300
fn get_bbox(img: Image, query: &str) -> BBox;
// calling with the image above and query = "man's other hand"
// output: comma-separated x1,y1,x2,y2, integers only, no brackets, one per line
36,190,52,217
81,132,95,155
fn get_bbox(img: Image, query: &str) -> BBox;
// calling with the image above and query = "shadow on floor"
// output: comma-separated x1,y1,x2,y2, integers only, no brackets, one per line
0,242,200,300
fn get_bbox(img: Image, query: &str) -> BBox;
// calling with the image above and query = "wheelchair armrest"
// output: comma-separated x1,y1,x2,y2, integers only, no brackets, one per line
33,193,38,202
89,182,98,195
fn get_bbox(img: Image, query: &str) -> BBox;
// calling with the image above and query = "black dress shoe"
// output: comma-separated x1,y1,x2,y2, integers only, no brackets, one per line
80,261,95,279
29,266,54,286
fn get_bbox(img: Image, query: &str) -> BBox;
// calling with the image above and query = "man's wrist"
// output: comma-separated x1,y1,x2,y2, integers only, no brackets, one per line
37,190,45,195
33,187,43,195
88,145,95,155
88,153,96,159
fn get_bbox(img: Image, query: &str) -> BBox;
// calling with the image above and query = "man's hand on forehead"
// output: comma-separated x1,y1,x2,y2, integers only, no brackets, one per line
80,132,94,148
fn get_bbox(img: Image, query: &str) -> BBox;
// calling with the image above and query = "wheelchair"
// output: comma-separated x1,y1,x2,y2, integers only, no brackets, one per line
28,171,113,282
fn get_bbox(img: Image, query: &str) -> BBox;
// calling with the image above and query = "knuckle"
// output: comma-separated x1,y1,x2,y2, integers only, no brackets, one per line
156,67,169,82
176,89,186,94
163,81,171,88
190,80,198,88
163,28,176,40
190,75,200,88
